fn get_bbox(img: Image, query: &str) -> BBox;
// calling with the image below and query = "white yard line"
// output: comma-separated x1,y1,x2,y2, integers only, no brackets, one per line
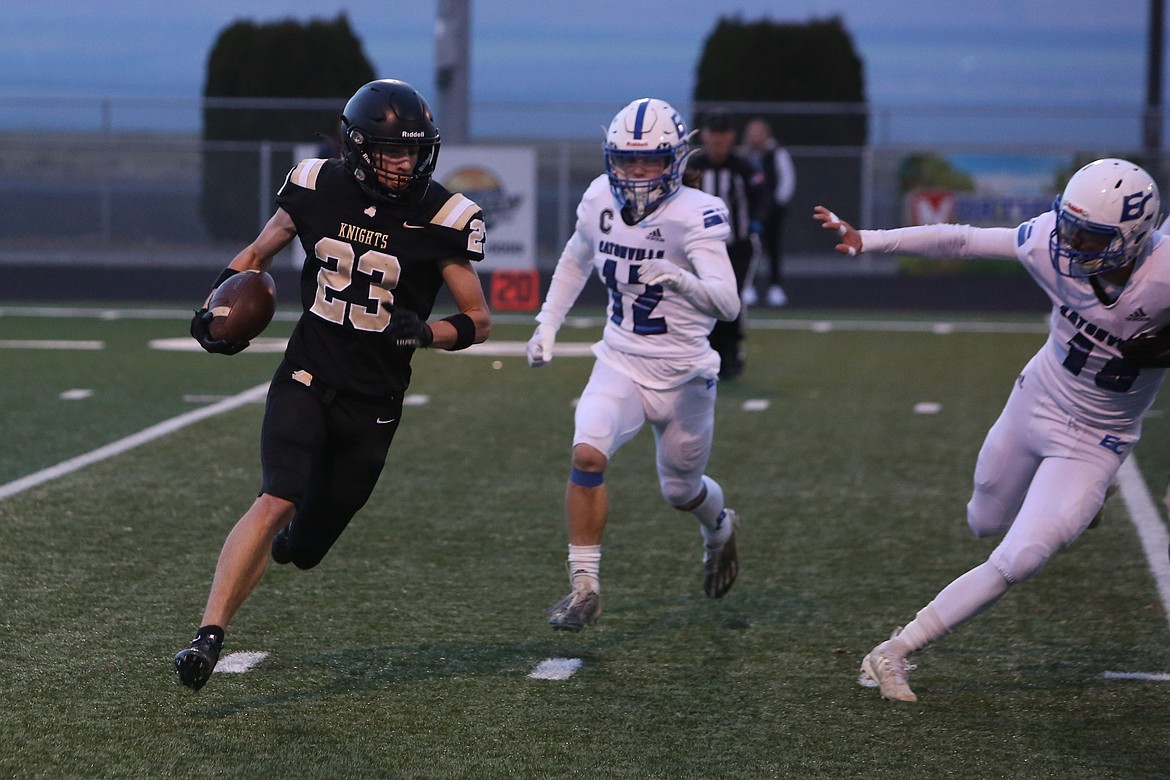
1117,456,1170,628
0,340,104,350
0,382,269,501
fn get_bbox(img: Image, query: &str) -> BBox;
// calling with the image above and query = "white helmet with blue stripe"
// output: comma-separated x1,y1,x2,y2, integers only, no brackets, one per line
604,98,691,222
1050,158,1161,278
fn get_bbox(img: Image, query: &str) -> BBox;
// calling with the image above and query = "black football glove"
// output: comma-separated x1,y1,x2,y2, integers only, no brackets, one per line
386,306,434,349
1119,325,1170,368
189,309,249,355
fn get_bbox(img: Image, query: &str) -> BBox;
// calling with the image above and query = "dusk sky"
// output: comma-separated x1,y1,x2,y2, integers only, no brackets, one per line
0,0,1160,144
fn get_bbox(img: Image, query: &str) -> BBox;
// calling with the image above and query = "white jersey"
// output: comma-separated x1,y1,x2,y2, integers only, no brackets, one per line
539,175,737,389
860,214,1170,428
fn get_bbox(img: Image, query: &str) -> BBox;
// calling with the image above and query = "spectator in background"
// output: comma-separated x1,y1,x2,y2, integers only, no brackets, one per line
741,118,796,308
686,110,767,379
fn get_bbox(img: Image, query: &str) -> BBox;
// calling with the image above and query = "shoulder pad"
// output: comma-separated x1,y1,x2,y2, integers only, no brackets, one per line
430,193,481,231
286,158,329,191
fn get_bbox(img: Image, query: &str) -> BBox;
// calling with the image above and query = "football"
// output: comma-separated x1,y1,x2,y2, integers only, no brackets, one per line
206,270,276,343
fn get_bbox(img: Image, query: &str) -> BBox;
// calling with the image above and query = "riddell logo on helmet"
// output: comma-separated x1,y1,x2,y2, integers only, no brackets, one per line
1067,203,1089,216
401,131,426,138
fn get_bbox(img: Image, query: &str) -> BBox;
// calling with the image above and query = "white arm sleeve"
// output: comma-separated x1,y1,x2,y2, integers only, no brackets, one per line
684,238,742,321
536,226,593,330
858,223,1019,261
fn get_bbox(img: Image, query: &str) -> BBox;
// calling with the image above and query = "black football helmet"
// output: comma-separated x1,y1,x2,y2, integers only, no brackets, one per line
340,79,441,204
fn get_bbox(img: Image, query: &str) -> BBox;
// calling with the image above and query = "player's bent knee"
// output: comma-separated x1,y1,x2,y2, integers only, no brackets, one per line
990,542,1051,583
571,443,607,473
966,498,1012,538
254,493,296,531
660,478,701,508
291,550,326,570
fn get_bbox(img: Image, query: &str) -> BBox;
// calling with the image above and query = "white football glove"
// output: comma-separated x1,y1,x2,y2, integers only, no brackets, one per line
638,257,698,297
526,324,558,367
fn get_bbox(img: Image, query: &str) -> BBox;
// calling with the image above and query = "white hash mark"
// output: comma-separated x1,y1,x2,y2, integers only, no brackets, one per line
216,651,269,674
529,657,583,681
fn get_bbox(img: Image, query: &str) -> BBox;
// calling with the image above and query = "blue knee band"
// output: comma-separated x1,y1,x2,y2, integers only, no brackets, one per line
570,467,604,488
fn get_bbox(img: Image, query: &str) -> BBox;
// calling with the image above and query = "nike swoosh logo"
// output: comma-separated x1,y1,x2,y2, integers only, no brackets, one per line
402,222,425,229
376,417,397,425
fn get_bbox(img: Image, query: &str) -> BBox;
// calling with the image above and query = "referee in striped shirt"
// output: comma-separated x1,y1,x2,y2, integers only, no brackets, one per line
685,110,768,380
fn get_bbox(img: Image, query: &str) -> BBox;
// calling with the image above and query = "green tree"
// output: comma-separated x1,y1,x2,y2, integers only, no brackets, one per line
899,154,976,193
692,16,866,253
200,14,375,241
693,16,865,145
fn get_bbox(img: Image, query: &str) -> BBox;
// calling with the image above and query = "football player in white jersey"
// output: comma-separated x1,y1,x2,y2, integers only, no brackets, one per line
526,98,743,631
814,158,1169,702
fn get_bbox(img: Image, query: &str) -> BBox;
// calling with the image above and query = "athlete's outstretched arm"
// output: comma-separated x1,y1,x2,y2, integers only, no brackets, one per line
813,205,1018,260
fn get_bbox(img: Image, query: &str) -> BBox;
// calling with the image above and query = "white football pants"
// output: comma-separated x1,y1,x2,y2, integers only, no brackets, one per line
968,368,1136,583
573,359,717,506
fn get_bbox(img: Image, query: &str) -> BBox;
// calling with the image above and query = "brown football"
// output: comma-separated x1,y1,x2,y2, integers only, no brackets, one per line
207,270,276,343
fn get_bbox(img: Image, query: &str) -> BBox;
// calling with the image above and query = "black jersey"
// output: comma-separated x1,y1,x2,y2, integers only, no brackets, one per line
275,158,485,397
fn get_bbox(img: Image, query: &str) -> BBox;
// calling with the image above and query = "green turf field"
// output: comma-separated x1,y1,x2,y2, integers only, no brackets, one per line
2,306,1170,778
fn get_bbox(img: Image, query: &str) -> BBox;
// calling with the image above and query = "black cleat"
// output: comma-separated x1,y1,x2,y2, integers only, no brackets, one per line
703,509,741,599
271,526,292,565
174,631,223,691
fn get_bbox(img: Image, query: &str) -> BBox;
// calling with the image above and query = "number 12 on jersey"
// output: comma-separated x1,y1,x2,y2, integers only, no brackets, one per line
603,259,667,336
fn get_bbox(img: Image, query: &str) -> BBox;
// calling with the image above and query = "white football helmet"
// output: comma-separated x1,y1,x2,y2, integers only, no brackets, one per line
604,98,691,222
1050,158,1161,278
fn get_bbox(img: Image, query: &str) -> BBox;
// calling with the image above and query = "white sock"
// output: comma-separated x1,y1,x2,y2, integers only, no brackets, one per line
897,561,1011,653
692,476,731,547
894,604,948,654
567,544,601,593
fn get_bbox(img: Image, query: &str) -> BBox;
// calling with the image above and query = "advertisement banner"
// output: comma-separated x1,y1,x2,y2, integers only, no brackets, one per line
435,146,537,271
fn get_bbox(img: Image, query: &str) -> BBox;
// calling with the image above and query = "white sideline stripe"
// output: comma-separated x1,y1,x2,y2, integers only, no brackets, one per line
749,318,1049,334
529,657,583,680
442,341,596,358
0,382,270,501
1102,671,1170,682
1117,456,1170,629
1,307,1050,335
216,651,269,674
742,399,770,411
149,337,289,353
0,339,103,350
0,305,299,322
913,402,942,414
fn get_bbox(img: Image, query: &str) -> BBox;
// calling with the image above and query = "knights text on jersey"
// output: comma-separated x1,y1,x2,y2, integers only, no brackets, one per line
1014,211,1170,426
576,175,731,371
274,158,485,397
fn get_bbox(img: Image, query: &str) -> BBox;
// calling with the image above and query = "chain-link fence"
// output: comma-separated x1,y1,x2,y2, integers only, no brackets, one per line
1,96,1166,275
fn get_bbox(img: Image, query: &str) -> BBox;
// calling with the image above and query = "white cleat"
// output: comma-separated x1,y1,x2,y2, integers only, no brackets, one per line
858,628,918,702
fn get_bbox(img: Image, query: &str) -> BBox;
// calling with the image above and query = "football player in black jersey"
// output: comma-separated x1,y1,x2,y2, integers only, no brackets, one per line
176,79,491,691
